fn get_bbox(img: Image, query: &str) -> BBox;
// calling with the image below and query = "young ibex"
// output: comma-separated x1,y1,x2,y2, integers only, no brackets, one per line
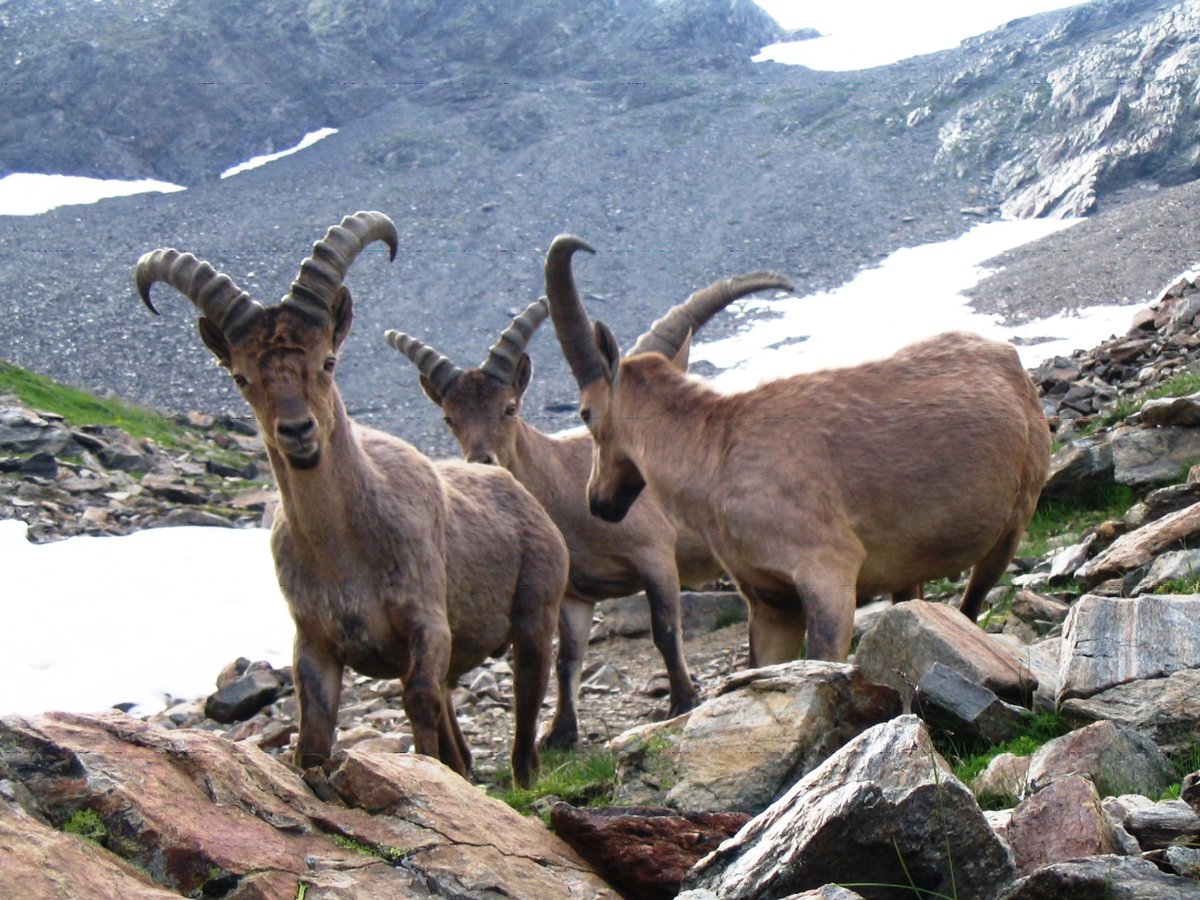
383,269,791,747
134,212,569,787
545,234,1051,666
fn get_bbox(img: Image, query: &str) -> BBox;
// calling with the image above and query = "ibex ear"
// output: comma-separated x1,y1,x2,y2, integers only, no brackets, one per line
198,317,232,368
331,286,353,350
513,353,533,399
670,329,693,371
418,375,444,407
593,320,621,384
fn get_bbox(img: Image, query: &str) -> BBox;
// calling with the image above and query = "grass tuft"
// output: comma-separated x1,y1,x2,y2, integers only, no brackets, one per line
494,747,618,821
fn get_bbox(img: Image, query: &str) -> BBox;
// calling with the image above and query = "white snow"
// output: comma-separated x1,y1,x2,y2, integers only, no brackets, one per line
0,519,293,716
220,127,338,179
753,0,1087,70
0,173,185,217
691,217,1140,393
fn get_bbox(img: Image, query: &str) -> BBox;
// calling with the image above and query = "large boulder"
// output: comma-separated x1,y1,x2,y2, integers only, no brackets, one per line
1057,594,1200,702
854,600,1037,705
682,715,1014,899
610,661,900,815
0,710,618,898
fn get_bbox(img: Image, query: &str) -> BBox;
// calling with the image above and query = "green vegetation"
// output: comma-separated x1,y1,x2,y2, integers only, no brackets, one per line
494,747,618,821
1020,483,1136,558
940,711,1073,810
332,834,410,863
0,361,187,447
62,808,107,844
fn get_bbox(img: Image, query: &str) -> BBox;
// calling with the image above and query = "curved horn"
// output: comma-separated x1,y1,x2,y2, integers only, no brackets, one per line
134,248,263,336
383,330,464,398
544,234,604,388
480,296,549,384
285,210,399,324
628,271,794,358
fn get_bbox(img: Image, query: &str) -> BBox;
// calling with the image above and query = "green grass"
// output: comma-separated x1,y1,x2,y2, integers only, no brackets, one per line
941,711,1073,808
1020,483,1136,557
494,747,618,821
0,360,189,448
61,808,107,844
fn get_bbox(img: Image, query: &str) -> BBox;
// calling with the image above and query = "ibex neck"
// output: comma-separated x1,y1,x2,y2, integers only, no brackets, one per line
617,358,724,504
506,420,587,507
266,398,370,553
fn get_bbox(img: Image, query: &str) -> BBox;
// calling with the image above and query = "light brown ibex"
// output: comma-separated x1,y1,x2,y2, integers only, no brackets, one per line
545,234,1050,666
383,269,791,747
134,212,568,787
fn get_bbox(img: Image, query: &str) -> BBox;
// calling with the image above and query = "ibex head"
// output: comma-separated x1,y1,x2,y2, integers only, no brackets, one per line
135,211,398,470
385,298,547,467
544,233,793,521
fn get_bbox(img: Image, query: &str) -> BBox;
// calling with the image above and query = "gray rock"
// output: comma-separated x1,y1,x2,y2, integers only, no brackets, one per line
611,661,900,814
1060,667,1200,754
1040,436,1114,502
972,752,1032,806
1111,424,1200,490
1137,393,1200,427
1122,799,1200,852
0,407,71,455
204,669,282,724
1132,549,1200,594
1058,594,1200,702
1163,846,1200,878
1027,721,1176,800
914,662,1032,744
683,715,1014,900
854,600,1037,707
998,854,1200,899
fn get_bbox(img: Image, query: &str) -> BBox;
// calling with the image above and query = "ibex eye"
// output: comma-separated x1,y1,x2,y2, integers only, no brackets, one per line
443,416,454,427
579,408,592,425
232,374,249,389
323,356,337,372
504,404,517,419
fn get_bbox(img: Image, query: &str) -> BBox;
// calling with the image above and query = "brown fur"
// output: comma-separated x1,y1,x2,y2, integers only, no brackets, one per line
412,365,721,749
553,258,1050,666
147,276,567,789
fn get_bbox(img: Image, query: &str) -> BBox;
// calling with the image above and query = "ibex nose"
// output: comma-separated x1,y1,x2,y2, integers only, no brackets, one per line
468,452,497,466
277,417,316,444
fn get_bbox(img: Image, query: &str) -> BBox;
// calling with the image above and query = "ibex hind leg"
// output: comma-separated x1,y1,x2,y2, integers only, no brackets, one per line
540,595,592,752
508,559,564,788
642,566,700,718
438,690,472,776
959,526,1022,622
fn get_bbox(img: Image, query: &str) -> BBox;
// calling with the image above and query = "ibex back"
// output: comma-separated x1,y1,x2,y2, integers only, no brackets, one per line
545,235,1050,666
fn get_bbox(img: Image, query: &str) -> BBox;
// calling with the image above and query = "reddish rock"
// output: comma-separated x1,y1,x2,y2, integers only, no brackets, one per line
550,804,750,900
1007,774,1114,875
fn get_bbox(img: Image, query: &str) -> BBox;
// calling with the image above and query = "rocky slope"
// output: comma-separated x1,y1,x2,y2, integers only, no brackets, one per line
1,0,1197,457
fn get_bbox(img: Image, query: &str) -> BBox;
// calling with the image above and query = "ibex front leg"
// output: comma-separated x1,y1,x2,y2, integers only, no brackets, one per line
402,618,468,777
293,635,344,770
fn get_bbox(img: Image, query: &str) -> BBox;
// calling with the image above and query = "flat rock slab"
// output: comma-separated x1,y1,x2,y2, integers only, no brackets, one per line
1058,593,1200,702
854,599,1038,706
0,710,618,899
1060,666,1200,753
1076,501,1200,587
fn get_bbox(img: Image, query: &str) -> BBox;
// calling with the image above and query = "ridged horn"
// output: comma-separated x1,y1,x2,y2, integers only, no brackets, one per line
285,210,399,324
134,248,263,337
544,234,604,388
383,330,464,398
480,297,549,384
628,271,794,358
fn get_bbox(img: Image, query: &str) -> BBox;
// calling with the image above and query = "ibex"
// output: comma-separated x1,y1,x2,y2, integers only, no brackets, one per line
384,269,791,747
134,212,569,787
545,235,1050,666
